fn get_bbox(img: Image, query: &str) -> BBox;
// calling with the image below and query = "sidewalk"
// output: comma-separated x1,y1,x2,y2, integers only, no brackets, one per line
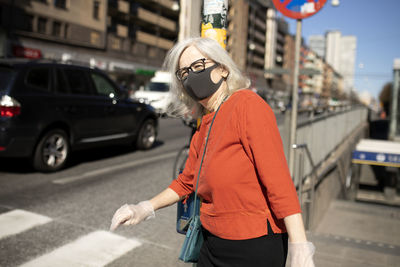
307,153,400,267
308,199,400,267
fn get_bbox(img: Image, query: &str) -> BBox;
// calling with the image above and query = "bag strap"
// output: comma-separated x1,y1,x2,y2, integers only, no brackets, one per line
192,102,223,217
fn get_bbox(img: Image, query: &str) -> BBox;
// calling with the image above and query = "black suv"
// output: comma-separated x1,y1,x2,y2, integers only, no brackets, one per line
0,59,158,172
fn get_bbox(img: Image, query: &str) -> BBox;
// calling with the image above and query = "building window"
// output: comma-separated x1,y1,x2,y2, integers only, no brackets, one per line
18,14,34,32
64,24,69,38
52,21,61,37
90,31,100,45
54,0,67,9
93,1,100,20
110,36,121,50
37,17,47,34
132,42,146,55
148,47,157,58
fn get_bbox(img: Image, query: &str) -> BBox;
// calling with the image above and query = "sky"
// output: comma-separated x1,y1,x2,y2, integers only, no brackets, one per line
276,0,400,100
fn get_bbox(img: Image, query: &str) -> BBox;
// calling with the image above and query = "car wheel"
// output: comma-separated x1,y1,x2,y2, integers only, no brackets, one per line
136,119,156,150
33,129,69,172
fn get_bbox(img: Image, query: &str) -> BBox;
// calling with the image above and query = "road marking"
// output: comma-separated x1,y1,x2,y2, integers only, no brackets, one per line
0,209,52,240
53,151,178,185
19,230,142,267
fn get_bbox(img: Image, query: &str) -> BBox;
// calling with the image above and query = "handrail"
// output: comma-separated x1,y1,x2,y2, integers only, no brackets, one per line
293,143,317,230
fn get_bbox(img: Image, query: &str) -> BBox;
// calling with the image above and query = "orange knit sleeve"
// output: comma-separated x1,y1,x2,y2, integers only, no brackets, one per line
240,92,301,219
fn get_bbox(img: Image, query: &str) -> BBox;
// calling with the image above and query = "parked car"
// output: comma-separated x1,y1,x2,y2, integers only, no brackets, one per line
133,71,174,116
0,59,158,172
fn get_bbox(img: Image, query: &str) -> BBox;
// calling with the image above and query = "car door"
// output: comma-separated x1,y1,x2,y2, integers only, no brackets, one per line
58,67,110,143
88,71,140,138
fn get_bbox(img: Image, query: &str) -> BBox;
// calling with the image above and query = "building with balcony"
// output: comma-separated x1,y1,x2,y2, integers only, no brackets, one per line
0,0,179,87
106,0,179,84
0,0,107,59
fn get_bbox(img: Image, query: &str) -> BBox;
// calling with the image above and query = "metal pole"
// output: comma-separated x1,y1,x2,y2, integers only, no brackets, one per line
389,59,400,141
201,0,228,49
288,19,302,177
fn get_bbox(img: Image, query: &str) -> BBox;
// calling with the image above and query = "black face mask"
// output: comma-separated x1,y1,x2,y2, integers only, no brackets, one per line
182,64,224,101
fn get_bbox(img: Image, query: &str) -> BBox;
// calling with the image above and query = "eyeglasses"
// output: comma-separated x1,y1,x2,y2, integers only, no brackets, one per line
175,58,217,81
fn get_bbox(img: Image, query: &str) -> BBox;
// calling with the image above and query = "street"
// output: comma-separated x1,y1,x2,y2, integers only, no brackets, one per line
0,118,193,267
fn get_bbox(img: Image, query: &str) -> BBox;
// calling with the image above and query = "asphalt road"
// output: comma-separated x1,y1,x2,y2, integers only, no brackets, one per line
0,118,193,267
0,111,309,267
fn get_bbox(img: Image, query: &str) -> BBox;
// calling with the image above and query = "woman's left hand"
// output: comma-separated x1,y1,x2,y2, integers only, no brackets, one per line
288,242,315,267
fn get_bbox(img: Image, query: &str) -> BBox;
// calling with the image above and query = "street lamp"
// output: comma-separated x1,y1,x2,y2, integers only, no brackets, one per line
331,0,340,7
172,1,179,11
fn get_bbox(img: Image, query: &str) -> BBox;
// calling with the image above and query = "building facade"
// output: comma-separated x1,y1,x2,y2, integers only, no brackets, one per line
308,34,325,59
0,0,180,87
1,0,297,97
325,30,357,95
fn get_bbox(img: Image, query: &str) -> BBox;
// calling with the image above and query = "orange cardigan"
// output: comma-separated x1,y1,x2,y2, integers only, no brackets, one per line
169,89,301,240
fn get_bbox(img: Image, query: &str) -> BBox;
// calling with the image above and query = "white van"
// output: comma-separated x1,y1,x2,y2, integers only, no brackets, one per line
133,71,173,116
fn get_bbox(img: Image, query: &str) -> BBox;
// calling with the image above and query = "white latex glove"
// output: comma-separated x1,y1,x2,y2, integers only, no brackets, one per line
110,201,155,231
288,242,315,267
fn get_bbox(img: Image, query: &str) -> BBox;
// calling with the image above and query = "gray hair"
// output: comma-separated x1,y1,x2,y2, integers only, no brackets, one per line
163,37,250,118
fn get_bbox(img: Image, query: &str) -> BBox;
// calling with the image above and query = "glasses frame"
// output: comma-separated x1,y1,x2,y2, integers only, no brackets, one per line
175,58,218,81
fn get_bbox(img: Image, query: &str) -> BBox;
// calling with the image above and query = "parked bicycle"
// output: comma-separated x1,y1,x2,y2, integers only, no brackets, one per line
172,116,197,180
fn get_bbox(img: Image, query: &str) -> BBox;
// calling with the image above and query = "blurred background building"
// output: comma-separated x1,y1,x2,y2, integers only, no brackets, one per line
0,0,353,107
309,30,357,97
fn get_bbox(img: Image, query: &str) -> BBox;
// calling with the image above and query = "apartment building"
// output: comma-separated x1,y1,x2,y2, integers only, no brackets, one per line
0,0,107,58
106,0,179,84
0,0,179,86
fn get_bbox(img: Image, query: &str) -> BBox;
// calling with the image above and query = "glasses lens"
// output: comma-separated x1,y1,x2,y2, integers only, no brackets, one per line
191,60,205,72
176,59,207,81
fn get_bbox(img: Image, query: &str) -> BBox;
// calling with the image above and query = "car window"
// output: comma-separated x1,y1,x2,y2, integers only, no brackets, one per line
0,68,15,93
90,72,117,97
55,68,69,94
25,67,50,92
63,69,92,95
144,82,169,92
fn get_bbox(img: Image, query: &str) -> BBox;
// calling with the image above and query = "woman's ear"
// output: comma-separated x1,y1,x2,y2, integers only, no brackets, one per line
220,66,229,79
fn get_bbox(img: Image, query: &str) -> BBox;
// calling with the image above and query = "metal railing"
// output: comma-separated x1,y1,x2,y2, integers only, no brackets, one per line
293,106,368,187
291,106,368,229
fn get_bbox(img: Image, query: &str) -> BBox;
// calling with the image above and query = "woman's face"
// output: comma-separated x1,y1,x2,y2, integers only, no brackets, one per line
178,45,227,107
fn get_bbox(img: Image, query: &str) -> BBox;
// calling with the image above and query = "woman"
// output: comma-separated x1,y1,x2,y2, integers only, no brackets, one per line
110,37,315,267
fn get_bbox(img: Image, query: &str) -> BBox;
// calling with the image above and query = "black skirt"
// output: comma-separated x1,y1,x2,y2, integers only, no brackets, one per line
197,223,288,267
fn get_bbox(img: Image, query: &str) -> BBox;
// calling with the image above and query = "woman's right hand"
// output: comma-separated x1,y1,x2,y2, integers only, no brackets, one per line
110,201,155,231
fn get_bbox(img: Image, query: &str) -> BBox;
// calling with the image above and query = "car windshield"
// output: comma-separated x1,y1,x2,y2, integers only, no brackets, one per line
0,68,15,94
144,82,169,92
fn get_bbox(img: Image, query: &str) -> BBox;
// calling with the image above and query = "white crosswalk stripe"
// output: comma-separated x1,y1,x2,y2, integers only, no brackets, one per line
0,209,52,240
19,230,142,267
0,209,143,266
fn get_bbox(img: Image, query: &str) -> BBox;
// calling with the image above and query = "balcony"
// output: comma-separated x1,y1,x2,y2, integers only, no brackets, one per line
254,17,266,31
116,24,128,38
118,0,129,13
247,54,264,66
154,0,177,10
137,7,176,32
136,30,174,50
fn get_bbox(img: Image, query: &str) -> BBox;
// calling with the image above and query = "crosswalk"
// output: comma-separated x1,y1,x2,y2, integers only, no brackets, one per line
0,209,142,267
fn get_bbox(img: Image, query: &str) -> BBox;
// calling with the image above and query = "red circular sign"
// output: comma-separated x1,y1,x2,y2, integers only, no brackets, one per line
272,0,327,20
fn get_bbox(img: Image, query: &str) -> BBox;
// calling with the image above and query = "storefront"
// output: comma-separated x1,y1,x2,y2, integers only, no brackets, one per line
7,37,159,90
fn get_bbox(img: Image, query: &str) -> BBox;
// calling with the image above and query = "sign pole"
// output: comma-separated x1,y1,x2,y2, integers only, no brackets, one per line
201,0,228,49
288,19,302,177
389,59,400,141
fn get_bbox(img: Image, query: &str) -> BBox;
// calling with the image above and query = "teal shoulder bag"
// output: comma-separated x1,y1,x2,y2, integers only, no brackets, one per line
178,104,222,263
